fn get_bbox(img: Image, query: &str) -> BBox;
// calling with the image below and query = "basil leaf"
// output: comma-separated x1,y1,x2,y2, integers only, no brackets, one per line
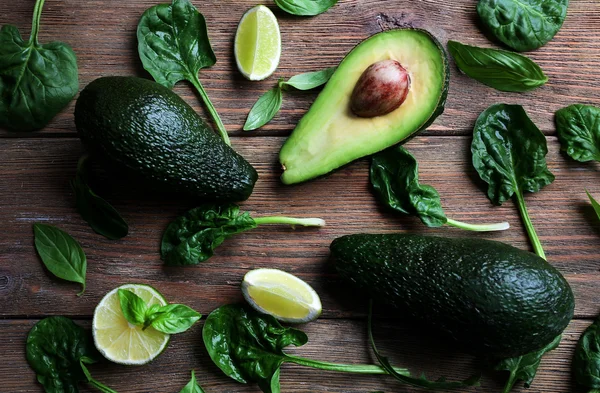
71,156,128,240
33,224,87,296
447,41,547,92
179,370,206,393
118,289,148,326
274,0,338,16
371,145,447,227
282,67,336,90
573,316,600,389
243,86,283,131
161,204,257,266
588,191,600,221
148,304,202,334
0,0,78,131
138,0,230,144
495,335,561,391
477,0,569,52
556,104,600,162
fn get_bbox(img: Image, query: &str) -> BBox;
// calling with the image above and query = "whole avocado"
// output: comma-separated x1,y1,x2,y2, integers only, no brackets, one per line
331,234,574,358
75,76,257,202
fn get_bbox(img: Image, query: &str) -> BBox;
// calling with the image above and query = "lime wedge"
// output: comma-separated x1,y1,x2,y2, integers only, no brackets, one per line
235,5,281,81
242,268,322,323
93,284,170,365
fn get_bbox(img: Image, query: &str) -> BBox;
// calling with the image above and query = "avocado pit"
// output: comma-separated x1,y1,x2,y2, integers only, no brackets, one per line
350,59,411,118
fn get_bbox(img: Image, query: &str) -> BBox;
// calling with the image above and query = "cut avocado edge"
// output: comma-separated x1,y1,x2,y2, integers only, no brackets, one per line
279,28,450,185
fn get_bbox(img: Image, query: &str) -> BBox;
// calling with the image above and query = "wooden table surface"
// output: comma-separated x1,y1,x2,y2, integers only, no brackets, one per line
2,1,600,392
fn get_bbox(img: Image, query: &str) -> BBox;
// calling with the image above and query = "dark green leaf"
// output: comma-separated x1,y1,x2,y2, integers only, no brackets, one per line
33,224,87,295
118,289,148,326
0,0,78,131
202,304,308,393
495,334,561,392
471,104,554,206
71,157,128,240
282,67,336,90
556,104,600,162
274,0,338,16
477,0,569,52
179,370,206,393
161,204,257,266
371,145,447,227
447,41,547,92
573,316,600,389
148,304,201,334
588,191,600,221
243,86,283,131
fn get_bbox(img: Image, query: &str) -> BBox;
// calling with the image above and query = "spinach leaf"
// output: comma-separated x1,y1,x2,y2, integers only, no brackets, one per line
179,370,205,393
371,145,509,231
138,0,230,145
26,316,117,393
472,104,554,259
477,0,569,52
556,104,600,162
573,316,600,390
447,41,547,92
281,67,336,90
33,224,87,296
71,156,128,240
118,289,148,325
588,191,600,221
274,0,338,16
161,204,324,265
495,335,561,393
0,0,78,131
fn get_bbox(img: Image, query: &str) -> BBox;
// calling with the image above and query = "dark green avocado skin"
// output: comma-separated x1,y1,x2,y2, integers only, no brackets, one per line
331,234,574,358
75,76,257,202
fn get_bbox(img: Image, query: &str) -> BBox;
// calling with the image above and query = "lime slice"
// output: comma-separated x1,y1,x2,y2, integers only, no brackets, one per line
242,268,322,323
235,5,281,81
93,284,170,365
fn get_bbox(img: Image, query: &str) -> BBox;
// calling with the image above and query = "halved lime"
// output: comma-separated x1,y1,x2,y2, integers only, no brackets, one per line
242,268,322,323
234,5,281,81
92,284,170,365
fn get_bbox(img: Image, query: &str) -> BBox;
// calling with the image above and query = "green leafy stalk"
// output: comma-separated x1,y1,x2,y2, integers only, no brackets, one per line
189,73,229,145
285,355,409,375
445,218,509,232
515,191,546,259
80,359,119,393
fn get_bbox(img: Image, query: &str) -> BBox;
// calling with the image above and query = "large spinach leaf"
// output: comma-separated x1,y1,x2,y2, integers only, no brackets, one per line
447,41,547,92
472,104,554,259
573,316,600,391
274,0,338,16
138,0,229,145
556,104,600,162
477,0,569,52
33,224,87,295
0,0,78,131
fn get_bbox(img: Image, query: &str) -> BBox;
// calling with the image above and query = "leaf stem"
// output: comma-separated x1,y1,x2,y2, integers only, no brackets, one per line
589,389,600,393
189,74,231,146
446,218,510,232
253,216,326,227
500,372,517,393
514,191,546,260
30,0,45,45
284,354,410,376
88,379,119,393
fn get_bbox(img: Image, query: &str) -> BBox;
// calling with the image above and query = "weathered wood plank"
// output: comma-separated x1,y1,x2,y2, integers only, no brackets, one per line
0,318,587,392
0,0,599,137
1,136,598,318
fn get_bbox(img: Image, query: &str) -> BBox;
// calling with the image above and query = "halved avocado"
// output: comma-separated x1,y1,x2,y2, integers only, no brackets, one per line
279,29,449,185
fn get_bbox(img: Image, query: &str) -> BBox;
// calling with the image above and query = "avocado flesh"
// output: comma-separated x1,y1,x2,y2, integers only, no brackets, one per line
75,76,257,202
280,29,449,185
331,234,574,358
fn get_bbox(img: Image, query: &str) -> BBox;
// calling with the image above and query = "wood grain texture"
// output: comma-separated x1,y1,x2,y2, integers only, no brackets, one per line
0,0,599,137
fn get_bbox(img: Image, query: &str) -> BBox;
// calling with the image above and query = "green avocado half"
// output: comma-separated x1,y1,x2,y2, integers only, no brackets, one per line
279,29,449,185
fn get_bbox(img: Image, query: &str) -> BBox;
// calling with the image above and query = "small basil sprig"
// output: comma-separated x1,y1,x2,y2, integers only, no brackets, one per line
244,67,336,131
447,41,547,92
179,370,206,393
161,204,325,265
118,289,201,334
556,104,600,162
274,0,338,16
573,316,600,391
588,191,600,221
71,156,128,240
26,316,118,393
371,145,509,232
495,335,561,393
33,224,87,295
472,104,554,259
0,0,78,131
203,304,410,393
138,0,230,145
